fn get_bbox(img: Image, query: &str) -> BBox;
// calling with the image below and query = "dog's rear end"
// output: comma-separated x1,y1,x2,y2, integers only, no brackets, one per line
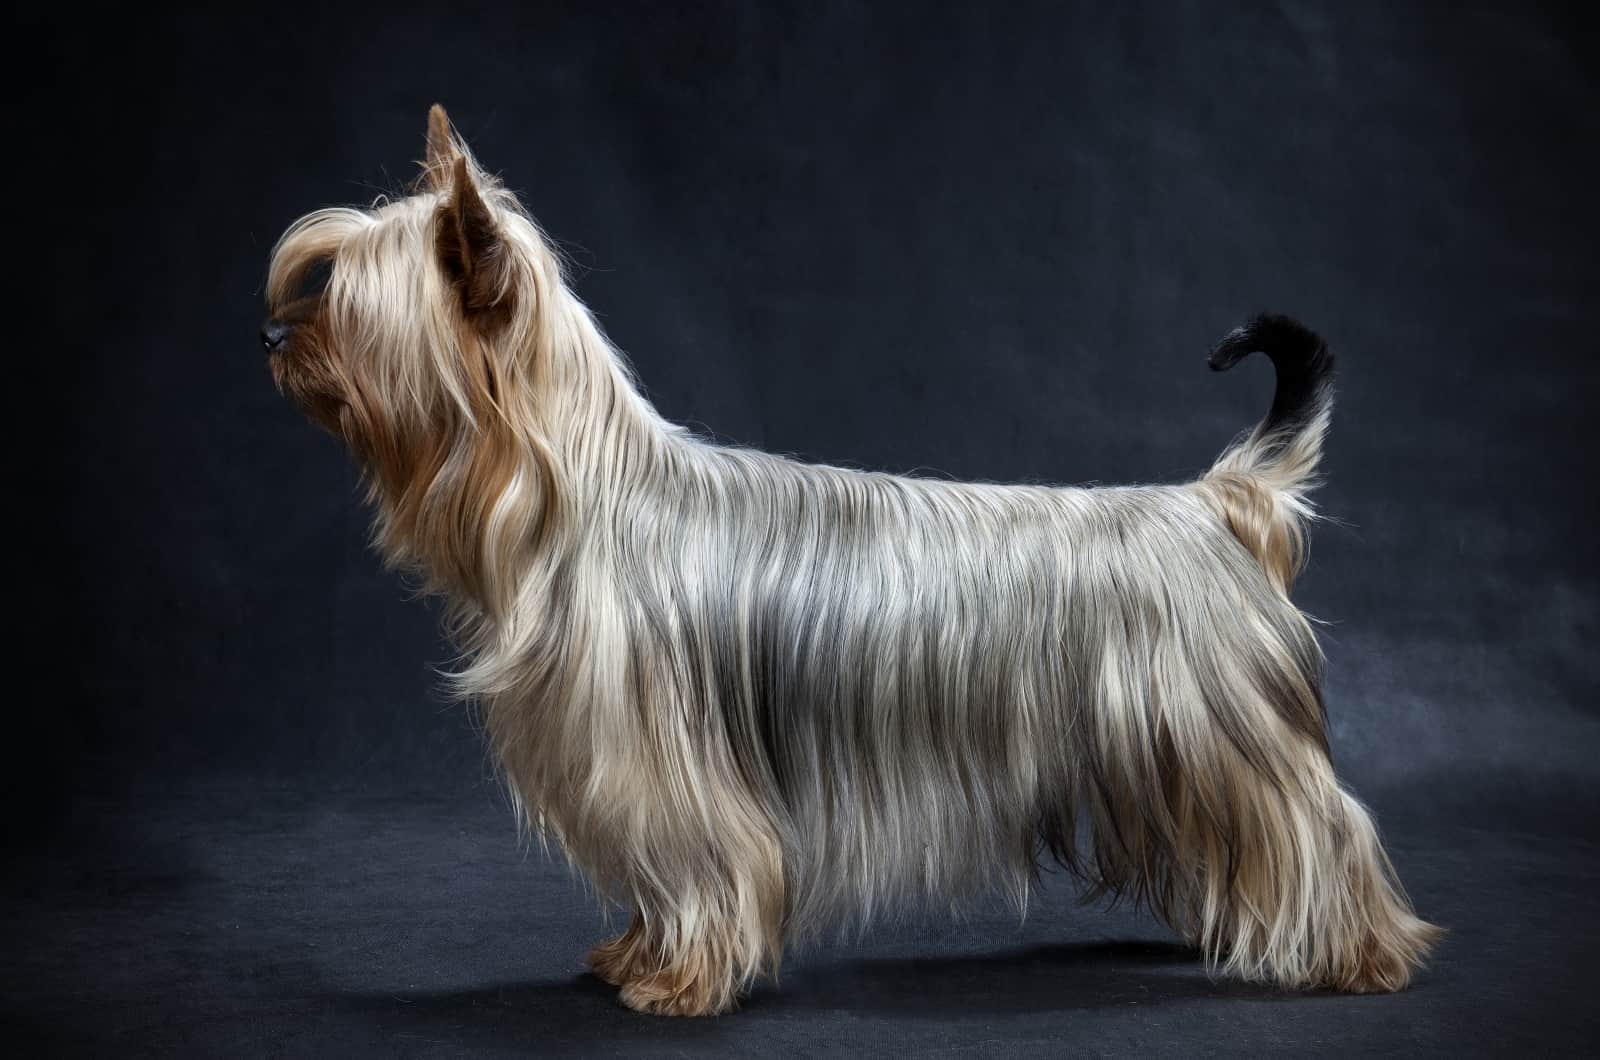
1130,315,1443,991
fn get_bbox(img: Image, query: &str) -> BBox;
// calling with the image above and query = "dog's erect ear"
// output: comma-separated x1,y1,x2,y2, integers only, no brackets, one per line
423,104,461,191
436,155,515,324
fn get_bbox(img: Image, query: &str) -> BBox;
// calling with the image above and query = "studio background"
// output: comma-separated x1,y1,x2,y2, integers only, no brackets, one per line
16,1,1598,1055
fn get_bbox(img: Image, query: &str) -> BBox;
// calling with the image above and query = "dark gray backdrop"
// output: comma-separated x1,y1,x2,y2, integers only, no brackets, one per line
16,1,1599,1055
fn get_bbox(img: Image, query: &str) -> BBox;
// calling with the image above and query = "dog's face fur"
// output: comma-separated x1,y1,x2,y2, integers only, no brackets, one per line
265,106,1439,1017
268,108,532,465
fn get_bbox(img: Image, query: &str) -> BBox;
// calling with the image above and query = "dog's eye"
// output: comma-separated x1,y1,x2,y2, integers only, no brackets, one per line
302,257,334,300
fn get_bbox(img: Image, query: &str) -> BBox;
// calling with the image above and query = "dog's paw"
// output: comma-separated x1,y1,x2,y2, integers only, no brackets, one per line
617,969,735,1017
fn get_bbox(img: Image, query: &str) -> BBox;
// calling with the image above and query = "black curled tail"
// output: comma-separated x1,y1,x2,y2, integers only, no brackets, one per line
1208,313,1335,443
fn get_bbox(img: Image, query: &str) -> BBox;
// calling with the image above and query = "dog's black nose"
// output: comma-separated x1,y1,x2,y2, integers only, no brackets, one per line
260,318,291,352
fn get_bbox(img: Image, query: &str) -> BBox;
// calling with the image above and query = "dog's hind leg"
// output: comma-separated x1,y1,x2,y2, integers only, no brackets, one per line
1139,664,1444,993
1068,499,1441,992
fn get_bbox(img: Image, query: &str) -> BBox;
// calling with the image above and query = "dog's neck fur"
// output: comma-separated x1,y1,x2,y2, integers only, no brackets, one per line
388,217,681,656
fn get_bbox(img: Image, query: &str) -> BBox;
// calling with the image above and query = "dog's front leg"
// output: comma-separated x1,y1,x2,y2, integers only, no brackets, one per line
588,781,787,1024
587,912,649,988
591,866,780,1017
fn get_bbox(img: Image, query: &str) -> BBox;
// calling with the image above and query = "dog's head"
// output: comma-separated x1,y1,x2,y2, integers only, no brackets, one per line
263,104,549,448
264,106,566,607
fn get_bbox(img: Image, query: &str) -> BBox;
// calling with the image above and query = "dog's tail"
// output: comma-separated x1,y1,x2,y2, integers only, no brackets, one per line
1200,314,1335,594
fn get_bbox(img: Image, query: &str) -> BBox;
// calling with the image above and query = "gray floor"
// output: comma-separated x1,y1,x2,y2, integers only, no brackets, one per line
6,781,1595,1057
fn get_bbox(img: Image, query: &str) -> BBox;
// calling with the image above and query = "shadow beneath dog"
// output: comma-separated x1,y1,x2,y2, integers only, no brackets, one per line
326,940,1288,1051
756,939,1282,1016
326,973,725,1053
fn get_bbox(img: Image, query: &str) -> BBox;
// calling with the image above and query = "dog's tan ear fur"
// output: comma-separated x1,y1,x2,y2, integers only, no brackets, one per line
423,104,460,191
426,106,516,324
436,154,516,324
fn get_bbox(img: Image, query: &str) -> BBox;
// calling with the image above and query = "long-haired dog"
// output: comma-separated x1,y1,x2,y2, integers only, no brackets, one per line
264,106,1440,1015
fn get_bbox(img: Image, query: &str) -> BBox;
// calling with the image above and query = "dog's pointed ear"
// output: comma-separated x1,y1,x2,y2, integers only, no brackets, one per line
423,104,460,191
437,155,515,324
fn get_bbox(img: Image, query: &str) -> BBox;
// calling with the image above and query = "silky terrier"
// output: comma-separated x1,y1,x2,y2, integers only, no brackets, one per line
264,106,1440,1015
